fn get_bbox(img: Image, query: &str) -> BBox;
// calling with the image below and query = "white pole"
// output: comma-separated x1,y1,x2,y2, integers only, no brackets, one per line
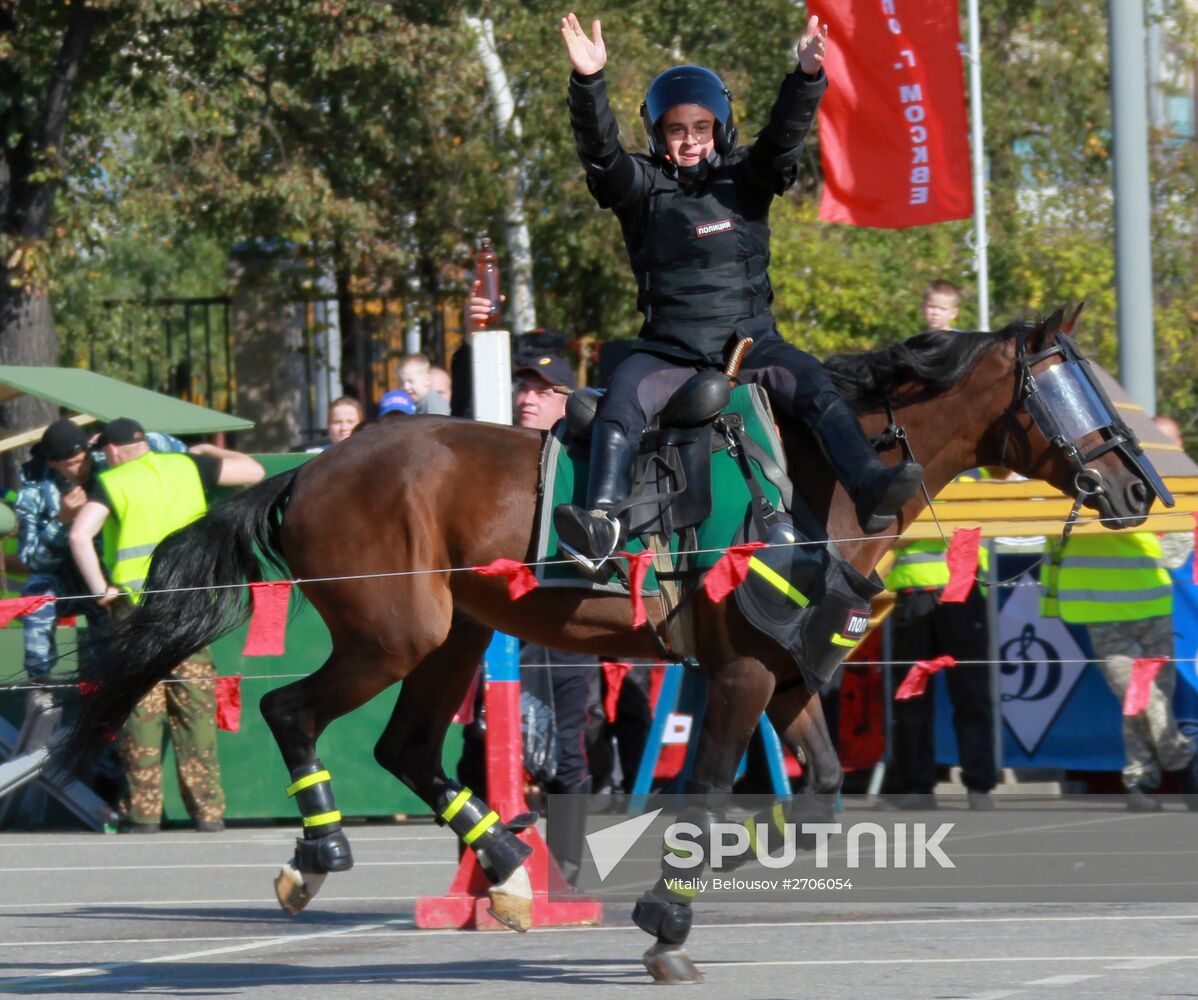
966,0,990,330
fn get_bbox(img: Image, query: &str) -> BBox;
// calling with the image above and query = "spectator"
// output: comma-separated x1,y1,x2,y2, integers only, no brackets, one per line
399,353,451,416
879,281,997,811
15,419,187,685
68,417,265,833
378,390,417,418
1041,416,1198,810
512,355,594,881
921,278,961,332
306,396,364,452
430,366,453,404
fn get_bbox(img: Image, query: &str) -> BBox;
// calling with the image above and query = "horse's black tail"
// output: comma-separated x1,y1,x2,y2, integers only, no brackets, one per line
55,468,299,776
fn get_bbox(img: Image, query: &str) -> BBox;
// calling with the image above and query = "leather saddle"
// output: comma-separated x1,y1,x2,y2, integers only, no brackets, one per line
565,369,735,540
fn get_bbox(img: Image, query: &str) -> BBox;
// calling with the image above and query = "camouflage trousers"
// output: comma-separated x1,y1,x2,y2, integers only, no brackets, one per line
1090,617,1196,791
118,657,225,824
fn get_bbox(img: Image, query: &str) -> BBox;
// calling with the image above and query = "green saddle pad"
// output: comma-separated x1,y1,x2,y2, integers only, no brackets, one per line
534,383,786,593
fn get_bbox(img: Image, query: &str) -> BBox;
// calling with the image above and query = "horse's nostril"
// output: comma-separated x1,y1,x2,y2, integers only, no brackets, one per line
1128,481,1149,506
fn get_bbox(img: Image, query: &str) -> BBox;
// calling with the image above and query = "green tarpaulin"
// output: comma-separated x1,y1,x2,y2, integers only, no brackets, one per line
0,366,252,437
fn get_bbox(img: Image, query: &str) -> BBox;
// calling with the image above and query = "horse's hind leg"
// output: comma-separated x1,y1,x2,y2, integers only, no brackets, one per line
372,617,535,932
260,646,402,915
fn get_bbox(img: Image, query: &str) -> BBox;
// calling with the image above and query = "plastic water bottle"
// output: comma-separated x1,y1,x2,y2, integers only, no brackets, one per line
473,237,501,329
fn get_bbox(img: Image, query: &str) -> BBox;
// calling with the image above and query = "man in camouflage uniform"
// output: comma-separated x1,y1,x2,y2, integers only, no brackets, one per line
117,653,225,830
69,417,264,833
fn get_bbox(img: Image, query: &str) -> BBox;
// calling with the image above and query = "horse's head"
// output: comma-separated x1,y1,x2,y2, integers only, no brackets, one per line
994,304,1173,528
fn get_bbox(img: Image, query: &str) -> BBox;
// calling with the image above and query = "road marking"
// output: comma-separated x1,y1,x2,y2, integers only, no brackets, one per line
1022,974,1101,985
0,833,452,848
0,860,455,873
1104,957,1181,970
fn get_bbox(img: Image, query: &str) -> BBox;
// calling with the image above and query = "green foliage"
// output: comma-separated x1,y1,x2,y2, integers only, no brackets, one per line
11,0,1195,445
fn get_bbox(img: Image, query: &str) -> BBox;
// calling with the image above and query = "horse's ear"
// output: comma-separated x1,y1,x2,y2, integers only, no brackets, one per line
1060,301,1086,335
1027,307,1066,352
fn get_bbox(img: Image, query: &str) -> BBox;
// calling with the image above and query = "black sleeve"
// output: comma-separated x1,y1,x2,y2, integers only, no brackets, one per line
568,69,653,212
189,453,221,492
744,68,828,196
87,481,112,510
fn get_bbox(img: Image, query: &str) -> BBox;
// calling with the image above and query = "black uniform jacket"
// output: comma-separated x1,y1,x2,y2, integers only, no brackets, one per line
567,66,827,363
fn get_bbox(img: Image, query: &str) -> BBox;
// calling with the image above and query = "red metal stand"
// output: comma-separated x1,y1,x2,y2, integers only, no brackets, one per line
415,636,603,930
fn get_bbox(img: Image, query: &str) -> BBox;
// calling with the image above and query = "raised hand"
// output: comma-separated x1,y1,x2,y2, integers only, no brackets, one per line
560,12,606,75
797,14,829,76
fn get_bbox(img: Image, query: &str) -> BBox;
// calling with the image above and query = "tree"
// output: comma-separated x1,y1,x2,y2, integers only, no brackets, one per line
0,1,103,432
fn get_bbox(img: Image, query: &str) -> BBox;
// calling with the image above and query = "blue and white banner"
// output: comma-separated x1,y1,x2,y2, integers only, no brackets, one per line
932,552,1198,771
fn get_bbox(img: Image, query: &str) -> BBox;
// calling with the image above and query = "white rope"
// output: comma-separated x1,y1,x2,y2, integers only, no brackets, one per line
17,505,1192,604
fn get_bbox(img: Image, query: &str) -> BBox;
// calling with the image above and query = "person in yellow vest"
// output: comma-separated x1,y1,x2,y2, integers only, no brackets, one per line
68,418,265,832
1041,527,1197,811
879,469,997,811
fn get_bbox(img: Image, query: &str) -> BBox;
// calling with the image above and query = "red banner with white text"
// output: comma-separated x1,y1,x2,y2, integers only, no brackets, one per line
809,0,972,228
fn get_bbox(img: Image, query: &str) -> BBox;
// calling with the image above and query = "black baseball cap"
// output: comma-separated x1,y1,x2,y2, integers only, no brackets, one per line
41,419,90,461
95,417,146,447
514,354,577,390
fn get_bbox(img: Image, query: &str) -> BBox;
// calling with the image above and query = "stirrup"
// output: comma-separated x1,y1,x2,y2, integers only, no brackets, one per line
558,509,621,574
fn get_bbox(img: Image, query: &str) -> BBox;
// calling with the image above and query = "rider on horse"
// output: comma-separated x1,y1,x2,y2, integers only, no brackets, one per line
553,12,923,571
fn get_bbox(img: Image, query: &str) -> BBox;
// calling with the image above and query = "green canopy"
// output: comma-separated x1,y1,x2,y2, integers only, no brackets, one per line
0,366,253,451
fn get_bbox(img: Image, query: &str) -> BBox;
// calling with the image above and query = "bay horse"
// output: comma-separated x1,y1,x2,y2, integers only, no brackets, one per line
59,307,1163,982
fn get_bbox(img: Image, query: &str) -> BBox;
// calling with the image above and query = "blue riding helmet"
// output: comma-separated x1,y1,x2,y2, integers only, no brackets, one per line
640,65,737,161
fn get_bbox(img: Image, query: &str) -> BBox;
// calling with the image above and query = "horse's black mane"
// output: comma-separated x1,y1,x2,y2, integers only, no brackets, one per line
824,317,1028,409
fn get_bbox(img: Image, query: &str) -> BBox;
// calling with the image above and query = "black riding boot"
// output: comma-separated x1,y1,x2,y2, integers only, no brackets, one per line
554,422,633,572
812,398,923,533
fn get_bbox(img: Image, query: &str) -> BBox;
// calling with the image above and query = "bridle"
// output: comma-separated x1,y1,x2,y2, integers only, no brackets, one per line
998,323,1173,511
872,320,1172,558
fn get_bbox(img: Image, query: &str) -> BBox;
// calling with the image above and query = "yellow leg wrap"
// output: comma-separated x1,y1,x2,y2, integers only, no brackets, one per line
462,810,500,845
302,810,342,828
286,770,332,797
441,787,473,823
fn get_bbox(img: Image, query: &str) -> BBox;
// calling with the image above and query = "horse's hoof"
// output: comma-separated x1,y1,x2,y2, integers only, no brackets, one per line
274,863,326,916
487,864,532,932
643,943,703,984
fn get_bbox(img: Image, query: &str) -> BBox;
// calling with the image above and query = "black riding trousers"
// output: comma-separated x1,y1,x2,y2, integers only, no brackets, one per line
595,334,845,441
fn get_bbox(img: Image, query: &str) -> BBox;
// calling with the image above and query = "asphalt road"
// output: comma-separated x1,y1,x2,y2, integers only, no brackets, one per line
0,814,1196,998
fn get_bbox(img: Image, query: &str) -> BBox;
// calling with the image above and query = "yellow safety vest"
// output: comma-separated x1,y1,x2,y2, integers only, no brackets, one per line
98,452,208,601
1040,531,1171,624
885,470,991,592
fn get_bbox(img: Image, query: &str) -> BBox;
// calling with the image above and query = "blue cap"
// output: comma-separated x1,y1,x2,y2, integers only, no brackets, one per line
378,390,417,416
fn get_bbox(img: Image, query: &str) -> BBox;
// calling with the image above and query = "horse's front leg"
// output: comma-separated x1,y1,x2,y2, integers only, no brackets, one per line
635,655,775,984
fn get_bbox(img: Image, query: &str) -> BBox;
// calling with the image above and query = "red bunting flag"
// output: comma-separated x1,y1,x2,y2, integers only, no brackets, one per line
215,675,243,732
808,0,972,228
704,541,767,603
1123,657,1166,717
475,558,539,601
0,594,54,629
602,661,633,723
941,527,981,603
621,551,655,628
242,581,291,656
895,655,956,699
